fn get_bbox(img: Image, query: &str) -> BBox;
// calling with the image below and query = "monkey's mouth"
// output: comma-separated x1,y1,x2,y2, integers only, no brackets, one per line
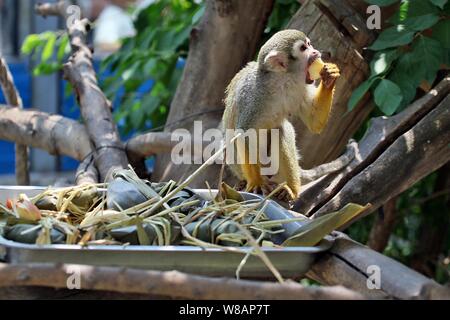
305,57,317,85
305,71,314,85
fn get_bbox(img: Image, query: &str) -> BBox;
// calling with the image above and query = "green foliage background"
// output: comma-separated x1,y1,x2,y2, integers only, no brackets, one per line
19,0,449,283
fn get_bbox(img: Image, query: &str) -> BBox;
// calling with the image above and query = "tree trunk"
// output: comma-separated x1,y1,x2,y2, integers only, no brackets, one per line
410,163,450,278
367,197,398,252
288,0,375,169
152,0,275,186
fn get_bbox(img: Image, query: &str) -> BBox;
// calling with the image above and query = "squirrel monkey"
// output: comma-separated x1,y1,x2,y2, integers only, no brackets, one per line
222,30,340,201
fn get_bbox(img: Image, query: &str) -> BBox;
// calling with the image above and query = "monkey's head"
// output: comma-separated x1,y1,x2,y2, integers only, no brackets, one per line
257,30,321,84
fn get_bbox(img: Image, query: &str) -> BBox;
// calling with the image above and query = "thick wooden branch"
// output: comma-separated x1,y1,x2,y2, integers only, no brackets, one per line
313,90,450,224
0,107,177,166
294,76,450,219
35,1,68,18
62,19,128,181
126,132,186,159
307,233,450,299
0,55,30,185
0,262,365,300
75,154,98,185
35,3,128,181
0,107,92,161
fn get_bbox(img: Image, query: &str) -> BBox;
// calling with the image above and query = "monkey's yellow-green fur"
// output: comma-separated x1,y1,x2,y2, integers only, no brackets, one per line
222,30,340,201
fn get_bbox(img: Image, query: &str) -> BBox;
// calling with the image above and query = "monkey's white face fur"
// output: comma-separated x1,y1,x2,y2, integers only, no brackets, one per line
262,37,321,86
291,38,321,84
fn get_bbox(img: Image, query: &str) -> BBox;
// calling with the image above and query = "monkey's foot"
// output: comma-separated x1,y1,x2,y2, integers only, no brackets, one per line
244,179,296,202
235,180,248,191
320,63,340,89
261,181,296,203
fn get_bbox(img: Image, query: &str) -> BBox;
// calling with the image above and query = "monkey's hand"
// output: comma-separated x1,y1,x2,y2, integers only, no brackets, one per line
320,63,340,89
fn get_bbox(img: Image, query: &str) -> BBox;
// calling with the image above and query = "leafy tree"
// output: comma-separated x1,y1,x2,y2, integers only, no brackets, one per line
349,0,450,115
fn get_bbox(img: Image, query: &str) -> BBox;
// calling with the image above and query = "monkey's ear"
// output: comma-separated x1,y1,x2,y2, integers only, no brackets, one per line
263,50,288,72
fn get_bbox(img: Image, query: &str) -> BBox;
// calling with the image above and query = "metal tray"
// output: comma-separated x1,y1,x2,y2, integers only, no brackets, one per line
0,186,332,278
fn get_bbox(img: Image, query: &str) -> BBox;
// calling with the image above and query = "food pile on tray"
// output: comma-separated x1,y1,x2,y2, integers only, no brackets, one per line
0,168,368,249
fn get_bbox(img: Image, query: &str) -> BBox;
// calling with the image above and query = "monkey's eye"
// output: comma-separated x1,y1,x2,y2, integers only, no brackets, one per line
300,44,307,52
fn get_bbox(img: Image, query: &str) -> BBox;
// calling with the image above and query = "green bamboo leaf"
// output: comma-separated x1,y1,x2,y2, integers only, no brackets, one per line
365,0,398,6
347,77,379,111
57,35,69,62
217,182,244,202
283,203,370,247
21,34,42,54
431,20,450,48
430,0,448,9
41,33,57,63
370,49,400,76
136,218,151,245
374,79,403,115
403,14,440,31
369,26,415,51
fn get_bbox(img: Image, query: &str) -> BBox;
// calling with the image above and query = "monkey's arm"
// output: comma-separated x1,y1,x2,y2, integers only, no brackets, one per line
304,63,340,134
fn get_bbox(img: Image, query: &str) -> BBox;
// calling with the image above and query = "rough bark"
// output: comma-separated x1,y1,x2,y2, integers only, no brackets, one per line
367,197,398,252
75,154,99,185
311,87,450,224
62,18,128,181
126,132,188,159
0,55,30,185
287,0,375,169
0,107,178,166
294,76,450,219
0,107,92,161
153,0,275,185
0,262,364,300
307,232,450,299
35,2,128,181
34,0,67,17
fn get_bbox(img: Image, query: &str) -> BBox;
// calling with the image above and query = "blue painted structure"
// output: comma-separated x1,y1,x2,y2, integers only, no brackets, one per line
0,62,32,174
1,58,184,174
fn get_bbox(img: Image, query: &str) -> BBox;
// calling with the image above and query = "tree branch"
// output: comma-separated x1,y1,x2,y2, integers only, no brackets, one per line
294,76,450,221
34,1,68,18
367,197,398,252
35,3,128,181
0,55,30,185
75,154,99,185
0,107,184,166
307,233,450,299
0,262,365,300
62,19,128,180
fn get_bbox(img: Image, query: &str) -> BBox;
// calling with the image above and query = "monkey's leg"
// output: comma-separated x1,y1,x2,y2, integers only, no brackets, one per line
236,136,271,194
272,120,301,201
